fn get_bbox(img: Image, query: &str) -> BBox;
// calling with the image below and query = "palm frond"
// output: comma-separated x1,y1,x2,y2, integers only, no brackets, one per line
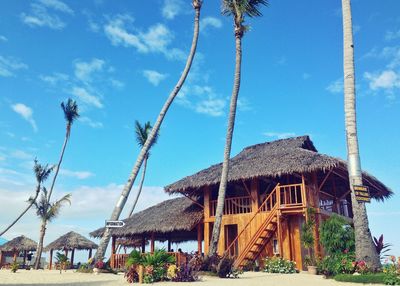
46,194,71,222
61,98,79,125
222,0,268,18
134,121,159,149
33,159,54,183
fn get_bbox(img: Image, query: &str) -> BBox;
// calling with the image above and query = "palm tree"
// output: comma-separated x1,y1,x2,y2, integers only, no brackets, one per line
128,121,159,218
95,0,203,260
0,160,53,236
31,188,71,269
47,98,79,202
341,0,381,269
208,0,268,256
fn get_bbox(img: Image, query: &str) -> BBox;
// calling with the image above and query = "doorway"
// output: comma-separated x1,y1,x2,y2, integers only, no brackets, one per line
224,224,238,257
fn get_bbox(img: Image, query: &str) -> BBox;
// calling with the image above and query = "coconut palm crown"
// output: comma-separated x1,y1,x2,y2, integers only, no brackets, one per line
61,98,79,134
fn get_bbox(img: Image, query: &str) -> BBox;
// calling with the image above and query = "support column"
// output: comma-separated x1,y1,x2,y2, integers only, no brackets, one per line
70,249,75,269
277,213,283,256
251,179,259,212
88,249,92,260
110,236,116,268
0,251,3,268
311,172,322,258
167,237,172,252
13,251,17,263
197,223,202,254
49,249,53,270
23,250,27,267
141,237,146,253
204,223,210,254
150,233,155,253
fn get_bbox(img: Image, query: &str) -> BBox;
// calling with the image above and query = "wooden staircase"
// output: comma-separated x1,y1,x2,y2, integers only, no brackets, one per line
225,185,280,268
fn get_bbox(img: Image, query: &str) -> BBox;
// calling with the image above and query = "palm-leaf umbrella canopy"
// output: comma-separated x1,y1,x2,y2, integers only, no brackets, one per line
45,231,98,251
0,235,37,252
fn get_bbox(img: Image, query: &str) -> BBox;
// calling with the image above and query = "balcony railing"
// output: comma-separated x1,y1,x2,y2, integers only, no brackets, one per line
111,252,188,269
210,196,251,217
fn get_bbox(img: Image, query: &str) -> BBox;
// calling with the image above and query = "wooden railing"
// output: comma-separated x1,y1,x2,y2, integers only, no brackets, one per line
279,183,303,207
209,196,251,217
111,252,187,269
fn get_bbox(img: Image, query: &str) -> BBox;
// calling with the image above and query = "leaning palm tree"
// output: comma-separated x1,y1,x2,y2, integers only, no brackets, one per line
31,188,71,269
47,98,79,202
95,0,203,260
208,0,268,256
0,160,53,236
341,0,380,269
128,121,159,218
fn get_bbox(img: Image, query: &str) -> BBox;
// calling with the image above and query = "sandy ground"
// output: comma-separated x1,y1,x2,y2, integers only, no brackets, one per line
0,269,383,286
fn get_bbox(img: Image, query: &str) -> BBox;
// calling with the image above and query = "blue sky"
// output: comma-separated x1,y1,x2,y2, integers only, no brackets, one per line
0,0,399,261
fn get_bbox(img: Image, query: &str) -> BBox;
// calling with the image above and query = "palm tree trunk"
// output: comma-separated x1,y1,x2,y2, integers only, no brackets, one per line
342,0,381,270
209,33,242,256
0,184,40,236
34,220,47,269
47,127,70,202
128,156,148,217
94,2,202,261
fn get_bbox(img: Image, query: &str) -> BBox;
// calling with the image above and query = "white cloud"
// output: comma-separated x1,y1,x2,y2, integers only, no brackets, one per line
70,86,103,108
385,29,400,41
60,169,94,179
326,78,343,94
162,0,184,20
38,0,74,15
364,70,400,90
200,17,222,32
0,35,8,42
78,116,103,128
39,72,69,85
10,150,34,160
195,97,226,117
0,56,28,77
104,15,178,60
21,3,64,29
263,132,296,140
74,58,105,82
11,103,38,132
143,70,168,86
110,78,125,89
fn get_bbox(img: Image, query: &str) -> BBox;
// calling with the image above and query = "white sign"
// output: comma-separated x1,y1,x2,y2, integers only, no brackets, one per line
105,220,125,228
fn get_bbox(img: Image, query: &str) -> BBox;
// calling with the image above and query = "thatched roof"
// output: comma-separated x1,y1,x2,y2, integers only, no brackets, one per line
90,197,203,241
45,231,98,251
165,136,392,200
0,235,37,252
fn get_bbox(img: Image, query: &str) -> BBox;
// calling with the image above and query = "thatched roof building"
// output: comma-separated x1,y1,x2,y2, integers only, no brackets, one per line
0,235,37,252
165,136,392,200
45,231,98,251
90,197,203,242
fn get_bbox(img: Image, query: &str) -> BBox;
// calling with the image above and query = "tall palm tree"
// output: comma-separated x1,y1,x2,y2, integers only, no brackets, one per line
0,160,53,236
128,121,159,218
95,0,203,260
342,0,381,269
47,98,79,202
31,188,71,269
208,0,268,256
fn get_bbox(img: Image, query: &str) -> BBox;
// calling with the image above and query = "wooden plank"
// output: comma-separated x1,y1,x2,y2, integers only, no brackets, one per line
318,169,333,190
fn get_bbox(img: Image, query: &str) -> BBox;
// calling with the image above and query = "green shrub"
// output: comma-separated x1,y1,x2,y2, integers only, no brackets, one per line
334,273,386,284
10,262,19,273
317,252,355,276
320,215,355,256
383,256,400,285
264,257,296,274
216,255,242,278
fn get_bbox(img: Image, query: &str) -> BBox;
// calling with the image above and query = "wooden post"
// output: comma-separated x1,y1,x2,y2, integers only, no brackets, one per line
70,249,75,269
277,213,283,256
0,250,3,268
23,250,27,267
49,249,53,270
167,238,172,252
197,223,202,254
141,237,146,253
251,179,259,212
138,264,144,284
111,236,116,268
150,233,155,253
204,187,210,219
13,251,17,263
88,249,92,260
204,222,210,254
64,249,68,256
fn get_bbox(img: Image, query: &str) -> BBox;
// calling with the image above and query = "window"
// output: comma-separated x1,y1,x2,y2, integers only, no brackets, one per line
273,239,279,254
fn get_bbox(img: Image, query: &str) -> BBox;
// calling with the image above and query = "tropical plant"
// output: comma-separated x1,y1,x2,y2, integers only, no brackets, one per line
209,0,268,256
55,252,69,274
128,121,159,217
47,98,79,202
341,0,381,270
173,263,200,282
301,208,316,266
373,235,392,260
264,257,296,274
95,0,203,261
216,255,241,278
383,256,400,285
0,159,53,236
32,188,71,269
10,261,19,273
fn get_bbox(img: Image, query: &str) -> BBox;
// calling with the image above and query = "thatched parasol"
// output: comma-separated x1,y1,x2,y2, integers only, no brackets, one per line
45,231,98,269
0,235,37,266
165,135,392,200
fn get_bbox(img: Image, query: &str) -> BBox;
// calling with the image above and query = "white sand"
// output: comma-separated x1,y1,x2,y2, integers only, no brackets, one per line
0,269,383,285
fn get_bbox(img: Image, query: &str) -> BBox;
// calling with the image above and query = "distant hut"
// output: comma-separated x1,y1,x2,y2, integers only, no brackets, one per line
0,235,37,268
45,231,98,269
91,197,203,268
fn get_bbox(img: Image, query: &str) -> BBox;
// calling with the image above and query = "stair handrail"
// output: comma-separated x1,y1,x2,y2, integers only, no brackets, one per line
225,183,280,255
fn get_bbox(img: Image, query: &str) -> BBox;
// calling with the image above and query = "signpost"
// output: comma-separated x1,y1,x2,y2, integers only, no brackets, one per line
105,220,125,228
353,185,370,203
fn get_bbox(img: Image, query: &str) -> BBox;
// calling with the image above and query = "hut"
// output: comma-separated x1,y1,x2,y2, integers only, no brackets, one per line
45,231,98,269
0,235,37,268
91,197,203,268
164,135,391,269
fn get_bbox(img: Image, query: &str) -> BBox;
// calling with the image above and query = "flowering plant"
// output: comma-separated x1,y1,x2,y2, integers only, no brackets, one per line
94,260,104,269
383,256,400,285
352,260,369,274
